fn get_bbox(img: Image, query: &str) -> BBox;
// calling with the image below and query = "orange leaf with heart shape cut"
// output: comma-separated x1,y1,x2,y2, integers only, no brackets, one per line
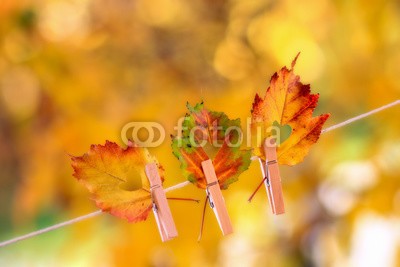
251,54,330,165
70,141,164,223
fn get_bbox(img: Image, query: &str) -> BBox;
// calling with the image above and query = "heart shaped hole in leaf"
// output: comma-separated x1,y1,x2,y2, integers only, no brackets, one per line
119,167,143,191
271,121,292,145
203,142,220,161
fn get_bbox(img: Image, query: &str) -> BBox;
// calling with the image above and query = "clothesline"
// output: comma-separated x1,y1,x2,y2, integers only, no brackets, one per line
0,100,399,248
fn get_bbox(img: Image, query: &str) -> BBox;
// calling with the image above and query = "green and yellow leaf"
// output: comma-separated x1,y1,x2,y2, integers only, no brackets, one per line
172,102,251,189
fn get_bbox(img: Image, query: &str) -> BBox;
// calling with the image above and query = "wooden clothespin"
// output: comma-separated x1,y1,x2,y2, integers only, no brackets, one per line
263,137,285,214
145,163,178,242
201,159,233,235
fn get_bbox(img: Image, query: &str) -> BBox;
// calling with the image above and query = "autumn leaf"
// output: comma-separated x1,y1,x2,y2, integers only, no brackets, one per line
172,102,252,189
70,141,164,223
251,54,330,165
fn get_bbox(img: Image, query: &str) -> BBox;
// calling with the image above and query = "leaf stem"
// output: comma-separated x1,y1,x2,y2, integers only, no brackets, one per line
167,197,200,203
248,177,267,203
197,195,209,242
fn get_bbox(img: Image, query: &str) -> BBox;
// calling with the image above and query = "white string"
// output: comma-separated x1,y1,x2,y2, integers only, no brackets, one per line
321,100,399,134
1,100,399,248
0,181,191,248
165,181,192,193
0,211,102,248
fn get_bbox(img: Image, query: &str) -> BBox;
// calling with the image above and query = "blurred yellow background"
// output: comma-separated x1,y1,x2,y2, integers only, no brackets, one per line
0,0,399,266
